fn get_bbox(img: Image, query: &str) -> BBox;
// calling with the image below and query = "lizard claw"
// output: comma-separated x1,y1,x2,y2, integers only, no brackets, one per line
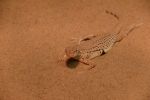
88,63,96,70
57,55,67,63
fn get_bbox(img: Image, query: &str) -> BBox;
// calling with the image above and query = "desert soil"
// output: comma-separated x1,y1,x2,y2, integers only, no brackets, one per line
0,0,150,100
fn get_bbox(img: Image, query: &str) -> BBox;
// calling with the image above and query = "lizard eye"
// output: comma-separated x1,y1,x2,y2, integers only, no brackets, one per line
75,50,80,55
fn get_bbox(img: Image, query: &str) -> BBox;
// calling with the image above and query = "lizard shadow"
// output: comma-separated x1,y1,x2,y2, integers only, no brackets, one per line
101,50,106,55
66,58,79,69
66,51,106,69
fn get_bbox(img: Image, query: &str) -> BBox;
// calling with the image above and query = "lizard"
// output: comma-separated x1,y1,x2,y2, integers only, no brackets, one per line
59,11,143,69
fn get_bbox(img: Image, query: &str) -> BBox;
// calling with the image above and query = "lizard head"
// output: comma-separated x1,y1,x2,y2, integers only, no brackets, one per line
65,46,80,58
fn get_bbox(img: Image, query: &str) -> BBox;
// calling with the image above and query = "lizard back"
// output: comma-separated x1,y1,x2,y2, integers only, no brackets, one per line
77,33,117,59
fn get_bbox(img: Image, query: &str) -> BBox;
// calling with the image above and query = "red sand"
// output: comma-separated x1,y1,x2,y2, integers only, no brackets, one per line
0,0,150,100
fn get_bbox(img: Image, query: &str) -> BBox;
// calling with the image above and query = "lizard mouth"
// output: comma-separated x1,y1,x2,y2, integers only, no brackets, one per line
66,51,80,59
65,51,76,58
65,46,80,58
70,52,79,58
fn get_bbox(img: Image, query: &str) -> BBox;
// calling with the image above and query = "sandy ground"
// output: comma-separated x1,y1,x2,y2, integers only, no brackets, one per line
0,0,150,100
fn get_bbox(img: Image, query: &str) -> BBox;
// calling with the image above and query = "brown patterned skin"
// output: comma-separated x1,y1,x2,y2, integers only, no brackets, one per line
64,23,142,69
65,33,117,69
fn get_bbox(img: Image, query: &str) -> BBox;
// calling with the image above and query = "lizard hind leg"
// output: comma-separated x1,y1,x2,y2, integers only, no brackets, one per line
115,23,143,42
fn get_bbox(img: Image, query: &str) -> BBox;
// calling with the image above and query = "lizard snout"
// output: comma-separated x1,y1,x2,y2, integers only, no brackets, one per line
65,47,77,58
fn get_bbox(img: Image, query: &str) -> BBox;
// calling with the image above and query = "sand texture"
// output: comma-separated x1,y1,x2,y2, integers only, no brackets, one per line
0,0,150,100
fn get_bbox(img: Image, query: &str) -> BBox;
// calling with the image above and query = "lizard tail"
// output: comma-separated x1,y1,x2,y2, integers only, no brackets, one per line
124,23,143,36
115,23,143,42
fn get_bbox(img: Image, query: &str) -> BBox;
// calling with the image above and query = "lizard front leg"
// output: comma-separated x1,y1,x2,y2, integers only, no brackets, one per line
71,34,97,44
79,58,96,69
79,34,96,43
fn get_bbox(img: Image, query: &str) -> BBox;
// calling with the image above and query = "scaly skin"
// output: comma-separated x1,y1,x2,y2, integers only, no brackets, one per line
63,23,142,69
